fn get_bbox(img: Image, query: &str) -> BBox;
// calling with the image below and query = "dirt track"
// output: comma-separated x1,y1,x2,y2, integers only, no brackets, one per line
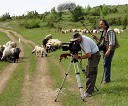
0,28,61,106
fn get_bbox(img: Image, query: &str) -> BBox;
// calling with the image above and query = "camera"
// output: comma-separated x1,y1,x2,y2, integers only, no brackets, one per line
61,41,81,54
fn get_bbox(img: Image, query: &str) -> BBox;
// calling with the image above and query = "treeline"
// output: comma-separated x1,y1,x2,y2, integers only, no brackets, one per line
0,4,128,29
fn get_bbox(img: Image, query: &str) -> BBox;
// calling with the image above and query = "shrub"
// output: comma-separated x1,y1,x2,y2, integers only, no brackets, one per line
20,19,40,29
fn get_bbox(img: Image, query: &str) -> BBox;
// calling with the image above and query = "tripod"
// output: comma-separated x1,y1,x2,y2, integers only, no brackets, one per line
55,58,85,102
55,57,99,102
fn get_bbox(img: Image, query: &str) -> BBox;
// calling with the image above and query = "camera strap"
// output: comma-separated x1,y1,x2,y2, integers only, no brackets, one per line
99,30,106,44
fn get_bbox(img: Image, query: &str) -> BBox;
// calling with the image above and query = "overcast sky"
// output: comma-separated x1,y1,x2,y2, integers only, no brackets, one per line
0,0,128,16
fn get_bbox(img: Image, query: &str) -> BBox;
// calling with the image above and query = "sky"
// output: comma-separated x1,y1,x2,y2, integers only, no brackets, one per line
0,0,128,16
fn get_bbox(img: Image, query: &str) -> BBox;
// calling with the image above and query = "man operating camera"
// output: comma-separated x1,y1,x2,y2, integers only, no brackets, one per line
70,32,101,97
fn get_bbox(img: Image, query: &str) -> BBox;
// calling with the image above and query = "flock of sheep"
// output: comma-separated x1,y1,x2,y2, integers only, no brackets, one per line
32,34,62,58
0,34,63,63
59,27,124,34
0,40,21,63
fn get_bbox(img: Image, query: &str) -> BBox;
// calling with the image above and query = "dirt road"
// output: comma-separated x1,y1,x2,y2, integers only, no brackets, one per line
0,28,61,106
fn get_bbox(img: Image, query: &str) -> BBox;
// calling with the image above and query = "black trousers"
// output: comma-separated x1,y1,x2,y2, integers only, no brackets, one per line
85,51,101,94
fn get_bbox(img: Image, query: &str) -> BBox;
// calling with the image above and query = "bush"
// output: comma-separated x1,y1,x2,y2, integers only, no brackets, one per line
20,19,40,29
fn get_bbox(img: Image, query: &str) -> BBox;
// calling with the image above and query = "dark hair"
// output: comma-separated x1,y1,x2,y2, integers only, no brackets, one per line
100,19,109,30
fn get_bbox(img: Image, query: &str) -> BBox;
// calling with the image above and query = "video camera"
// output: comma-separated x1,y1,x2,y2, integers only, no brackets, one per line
61,41,81,55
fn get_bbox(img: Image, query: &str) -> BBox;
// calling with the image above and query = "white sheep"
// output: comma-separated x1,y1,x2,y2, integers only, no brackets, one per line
46,39,62,53
1,40,21,62
5,41,17,48
1,46,13,61
32,45,48,57
114,28,120,34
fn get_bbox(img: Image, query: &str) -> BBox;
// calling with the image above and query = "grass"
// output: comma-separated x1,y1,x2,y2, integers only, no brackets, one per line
0,23,128,106
0,26,127,106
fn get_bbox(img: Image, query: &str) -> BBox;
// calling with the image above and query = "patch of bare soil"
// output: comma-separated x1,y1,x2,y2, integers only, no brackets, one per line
29,58,60,106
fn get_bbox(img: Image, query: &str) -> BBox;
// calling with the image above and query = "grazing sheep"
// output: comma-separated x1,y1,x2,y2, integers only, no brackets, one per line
1,46,13,61
42,38,49,48
11,47,21,63
45,34,52,39
114,28,120,34
32,45,48,57
46,39,62,53
6,41,17,48
0,46,5,60
1,40,21,62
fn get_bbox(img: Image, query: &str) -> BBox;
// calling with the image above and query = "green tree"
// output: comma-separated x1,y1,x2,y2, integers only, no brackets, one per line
71,6,85,22
25,11,39,19
99,4,110,19
0,12,11,21
122,15,128,29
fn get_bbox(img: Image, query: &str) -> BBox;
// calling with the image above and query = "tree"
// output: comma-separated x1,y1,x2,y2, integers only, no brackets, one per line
0,12,11,21
25,11,39,19
99,4,110,19
71,6,85,22
122,15,128,29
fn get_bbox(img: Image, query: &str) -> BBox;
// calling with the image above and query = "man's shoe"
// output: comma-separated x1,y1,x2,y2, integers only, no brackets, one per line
84,93,92,98
102,81,110,84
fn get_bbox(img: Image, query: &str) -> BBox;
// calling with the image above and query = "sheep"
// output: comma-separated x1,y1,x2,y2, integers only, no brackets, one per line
1,40,21,62
42,34,52,48
45,43,55,53
32,45,48,57
42,38,49,48
0,46,5,60
1,46,13,61
5,41,17,48
46,39,62,52
11,47,21,63
45,34,52,39
114,28,120,34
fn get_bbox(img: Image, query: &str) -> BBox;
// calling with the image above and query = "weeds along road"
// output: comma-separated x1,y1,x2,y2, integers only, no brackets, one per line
0,28,61,106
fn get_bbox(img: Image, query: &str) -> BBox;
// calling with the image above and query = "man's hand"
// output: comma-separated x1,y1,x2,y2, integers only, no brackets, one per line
105,49,111,57
73,54,79,59
92,35,100,42
92,35,97,39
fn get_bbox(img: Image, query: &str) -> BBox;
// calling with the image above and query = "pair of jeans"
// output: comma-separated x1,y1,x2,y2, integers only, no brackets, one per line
103,50,115,82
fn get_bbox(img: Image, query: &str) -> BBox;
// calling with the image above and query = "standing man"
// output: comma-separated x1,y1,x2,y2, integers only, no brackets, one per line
70,32,101,97
93,19,119,84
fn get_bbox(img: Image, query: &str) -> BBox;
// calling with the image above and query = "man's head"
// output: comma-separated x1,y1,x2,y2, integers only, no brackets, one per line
70,33,82,44
99,19,109,30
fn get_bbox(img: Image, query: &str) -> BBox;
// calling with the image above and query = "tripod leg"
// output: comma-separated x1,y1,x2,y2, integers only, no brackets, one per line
55,61,72,102
74,63,84,101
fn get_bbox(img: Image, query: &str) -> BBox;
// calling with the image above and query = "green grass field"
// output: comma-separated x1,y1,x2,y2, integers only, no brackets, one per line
0,4,128,105
18,27,128,106
0,24,128,106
